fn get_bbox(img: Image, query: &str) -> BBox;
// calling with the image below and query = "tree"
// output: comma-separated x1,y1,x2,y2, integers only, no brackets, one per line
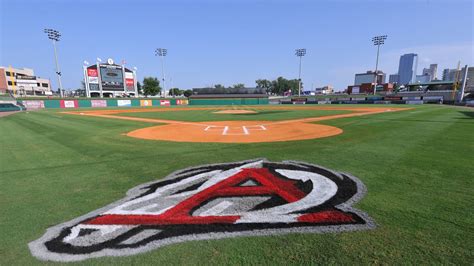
142,77,161,96
183,89,193,97
137,81,142,94
214,84,225,89
169,88,182,96
255,79,272,94
232,83,245,88
255,77,300,95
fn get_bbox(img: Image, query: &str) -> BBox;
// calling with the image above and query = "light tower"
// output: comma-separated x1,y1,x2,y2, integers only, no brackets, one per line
295,48,306,97
371,35,387,95
155,48,167,97
44,28,64,97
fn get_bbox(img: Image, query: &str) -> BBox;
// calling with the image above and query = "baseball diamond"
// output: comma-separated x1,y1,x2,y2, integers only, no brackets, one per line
64,106,408,143
2,1,473,264
1,104,472,265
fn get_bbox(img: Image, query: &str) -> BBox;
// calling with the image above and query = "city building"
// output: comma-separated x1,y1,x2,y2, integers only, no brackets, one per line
347,83,394,94
314,85,334,95
389,74,399,83
422,64,438,80
398,53,418,84
415,74,431,83
0,66,52,95
442,68,461,81
354,70,385,86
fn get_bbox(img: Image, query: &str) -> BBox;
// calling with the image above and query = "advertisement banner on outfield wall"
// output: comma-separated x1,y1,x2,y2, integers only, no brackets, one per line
117,100,132,107
160,100,170,106
60,100,78,108
22,100,44,109
406,100,423,104
140,100,152,107
91,100,107,108
176,99,189,105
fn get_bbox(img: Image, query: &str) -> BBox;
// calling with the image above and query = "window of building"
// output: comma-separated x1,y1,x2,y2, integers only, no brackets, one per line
6,71,11,76
8,81,12,85
37,83,40,87
42,83,49,88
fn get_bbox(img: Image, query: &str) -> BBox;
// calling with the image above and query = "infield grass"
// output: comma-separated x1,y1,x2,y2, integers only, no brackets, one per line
112,108,353,122
0,104,473,265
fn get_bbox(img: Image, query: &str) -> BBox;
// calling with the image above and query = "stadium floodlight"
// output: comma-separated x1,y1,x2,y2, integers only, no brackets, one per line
44,28,64,97
295,48,306,97
155,48,168,97
83,60,89,66
371,35,388,95
96,58,102,63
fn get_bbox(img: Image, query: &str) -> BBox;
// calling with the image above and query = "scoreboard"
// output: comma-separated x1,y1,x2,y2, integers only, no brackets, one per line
84,58,137,97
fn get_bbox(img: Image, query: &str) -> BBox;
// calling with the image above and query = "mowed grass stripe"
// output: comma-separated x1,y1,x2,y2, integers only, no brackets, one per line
0,105,472,264
113,108,353,122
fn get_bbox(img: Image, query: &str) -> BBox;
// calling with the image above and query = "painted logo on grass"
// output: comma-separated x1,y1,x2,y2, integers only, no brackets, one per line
29,159,375,262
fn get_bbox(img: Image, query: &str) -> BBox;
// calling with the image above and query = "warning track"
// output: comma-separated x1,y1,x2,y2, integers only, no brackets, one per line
64,106,408,143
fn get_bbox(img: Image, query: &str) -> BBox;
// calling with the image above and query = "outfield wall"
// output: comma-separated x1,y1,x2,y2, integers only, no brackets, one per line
17,98,269,109
18,99,189,109
189,98,268,105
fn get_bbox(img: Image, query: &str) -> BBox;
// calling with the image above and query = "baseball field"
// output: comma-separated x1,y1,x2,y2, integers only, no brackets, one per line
1,104,473,264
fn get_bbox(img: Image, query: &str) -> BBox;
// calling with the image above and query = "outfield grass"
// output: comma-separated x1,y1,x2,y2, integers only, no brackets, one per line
0,105,473,265
113,108,353,122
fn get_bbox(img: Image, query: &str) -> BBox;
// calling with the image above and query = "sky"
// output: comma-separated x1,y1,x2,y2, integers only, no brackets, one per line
1,0,473,91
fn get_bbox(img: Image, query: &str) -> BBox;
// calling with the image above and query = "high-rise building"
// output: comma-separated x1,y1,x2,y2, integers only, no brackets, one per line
389,74,399,83
397,53,418,84
422,64,438,81
415,74,431,83
354,70,385,85
442,68,461,81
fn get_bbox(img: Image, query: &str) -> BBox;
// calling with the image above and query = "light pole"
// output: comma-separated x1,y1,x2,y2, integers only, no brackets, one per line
295,48,306,97
155,48,167,97
44,28,64,97
371,35,387,95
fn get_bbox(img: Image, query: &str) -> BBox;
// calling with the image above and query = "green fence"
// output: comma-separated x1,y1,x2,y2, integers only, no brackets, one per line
189,98,268,105
17,98,269,109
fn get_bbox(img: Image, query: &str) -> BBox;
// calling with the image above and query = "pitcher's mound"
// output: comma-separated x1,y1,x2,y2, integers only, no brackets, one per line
213,110,257,114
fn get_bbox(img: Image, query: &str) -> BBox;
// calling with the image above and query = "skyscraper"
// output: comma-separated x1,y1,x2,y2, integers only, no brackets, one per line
389,74,399,83
442,68,460,81
397,53,418,84
422,64,438,81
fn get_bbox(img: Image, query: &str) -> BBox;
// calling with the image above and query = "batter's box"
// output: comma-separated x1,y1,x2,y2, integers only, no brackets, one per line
204,125,267,135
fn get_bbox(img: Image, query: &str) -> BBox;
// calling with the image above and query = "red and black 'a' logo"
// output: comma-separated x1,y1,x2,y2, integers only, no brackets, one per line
30,160,375,262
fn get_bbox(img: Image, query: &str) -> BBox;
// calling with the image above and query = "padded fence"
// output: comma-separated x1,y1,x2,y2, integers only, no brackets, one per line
189,98,269,105
17,98,187,109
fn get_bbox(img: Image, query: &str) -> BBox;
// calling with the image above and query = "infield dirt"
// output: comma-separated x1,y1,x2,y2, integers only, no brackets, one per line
65,106,409,143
